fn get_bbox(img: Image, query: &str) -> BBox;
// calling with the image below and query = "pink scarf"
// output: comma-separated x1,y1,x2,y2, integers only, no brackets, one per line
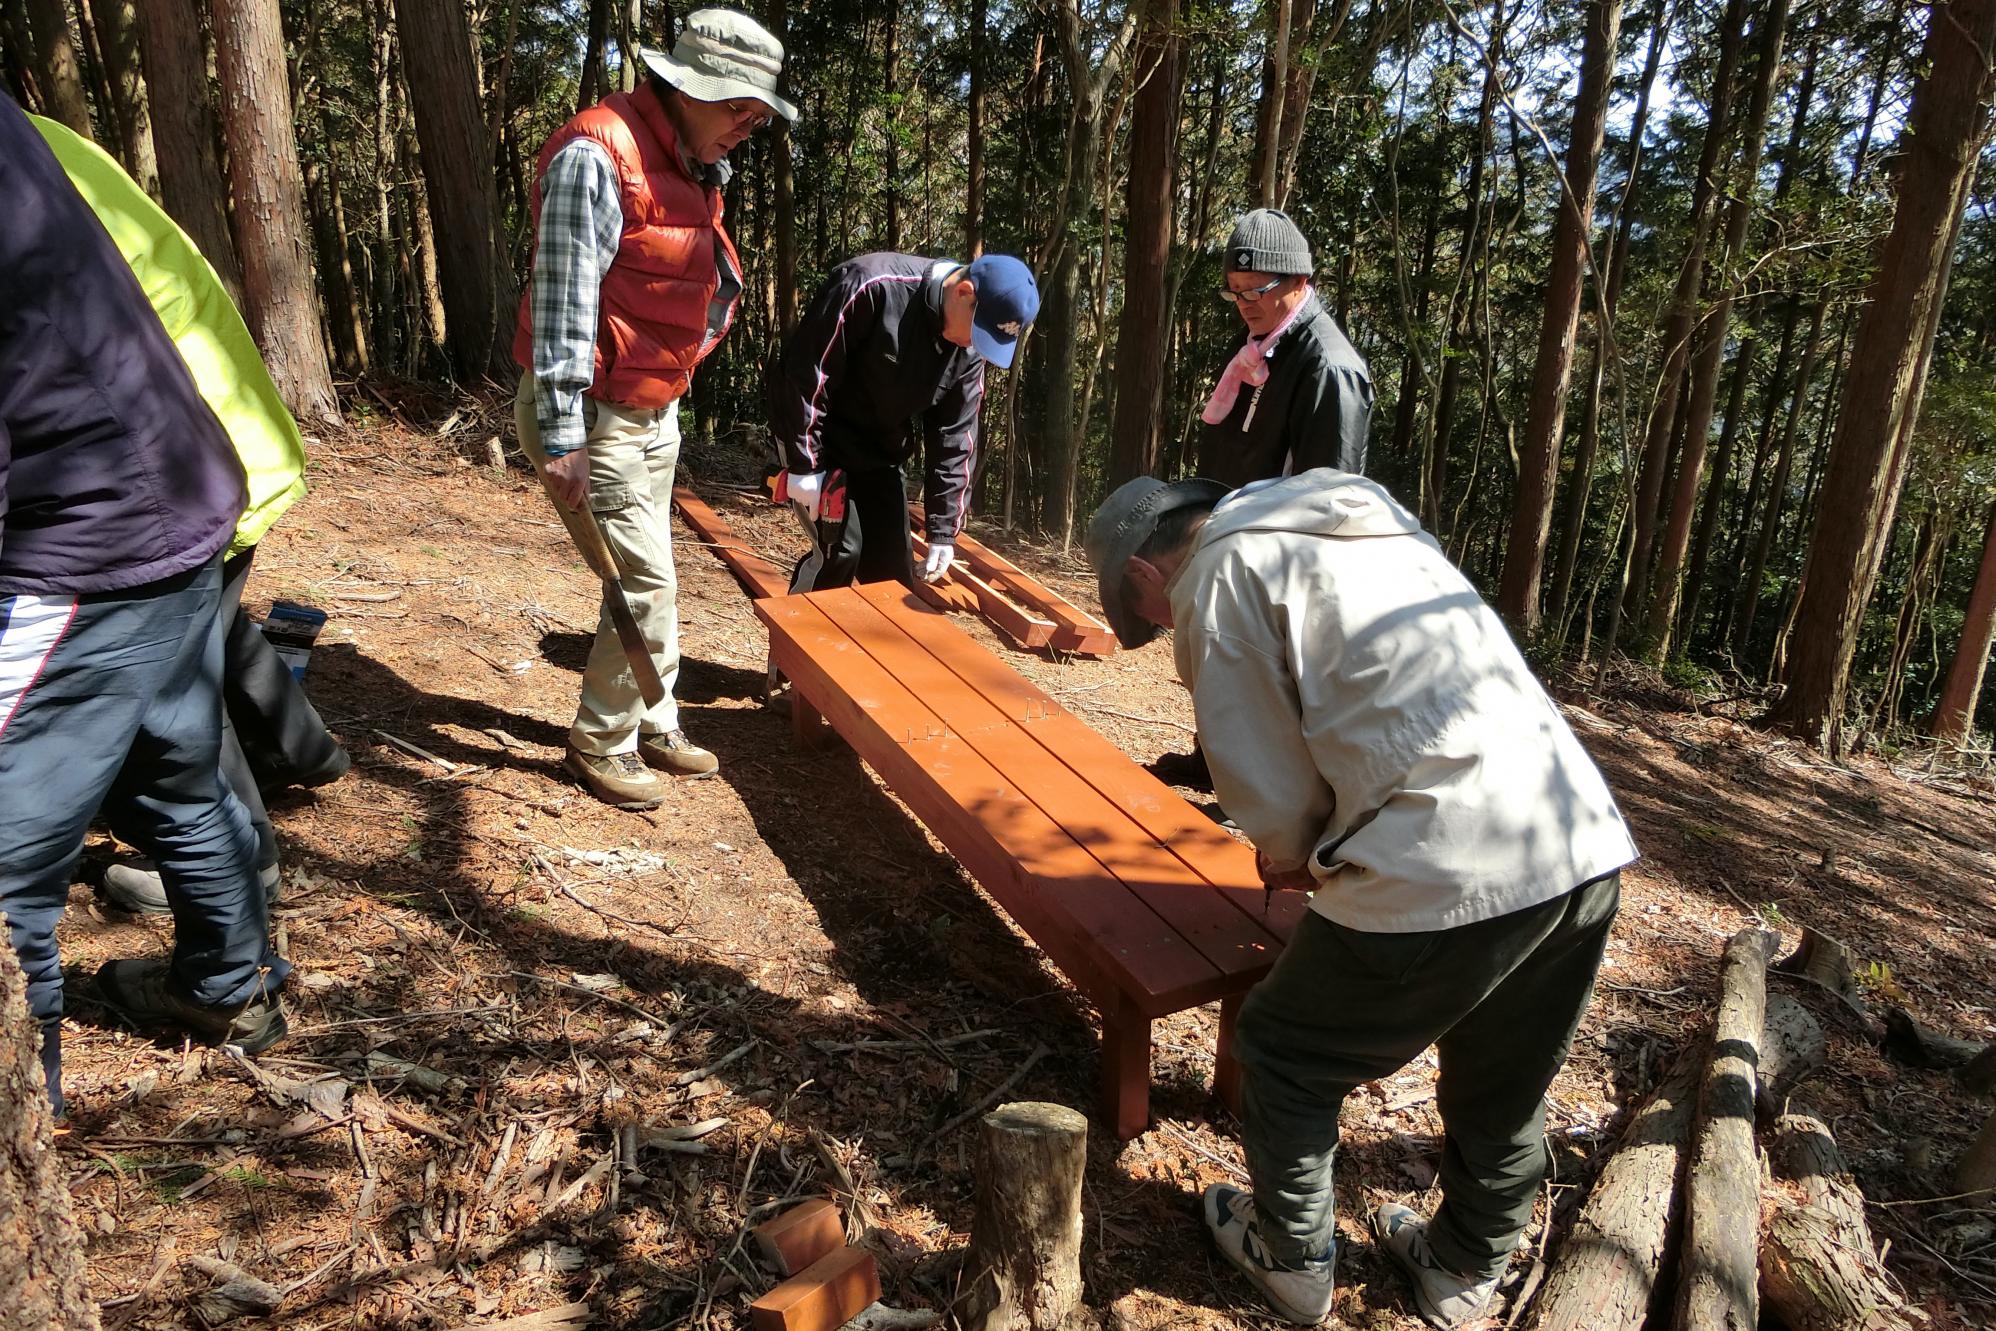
1201,294,1311,425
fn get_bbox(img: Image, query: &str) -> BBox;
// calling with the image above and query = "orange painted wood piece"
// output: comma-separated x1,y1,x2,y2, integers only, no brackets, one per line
909,508,1117,655
912,533,1055,649
749,1244,880,1331
672,486,792,600
753,1199,845,1277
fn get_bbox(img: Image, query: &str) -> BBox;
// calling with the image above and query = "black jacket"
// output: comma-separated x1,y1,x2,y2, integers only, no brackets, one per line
0,94,244,596
1197,292,1373,489
767,253,984,541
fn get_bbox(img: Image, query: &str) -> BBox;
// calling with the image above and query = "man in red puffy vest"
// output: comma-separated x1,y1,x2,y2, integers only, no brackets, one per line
513,10,794,810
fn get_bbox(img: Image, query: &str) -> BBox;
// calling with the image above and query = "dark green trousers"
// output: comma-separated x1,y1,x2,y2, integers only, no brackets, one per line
1234,873,1620,1275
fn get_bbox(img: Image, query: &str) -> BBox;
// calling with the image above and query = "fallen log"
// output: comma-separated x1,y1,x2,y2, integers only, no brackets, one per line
1759,994,1827,1116
1957,1105,1996,1196
1671,927,1775,1331
953,1102,1089,1331
1760,1113,1920,1331
1880,1007,1986,1071
1522,1047,1700,1331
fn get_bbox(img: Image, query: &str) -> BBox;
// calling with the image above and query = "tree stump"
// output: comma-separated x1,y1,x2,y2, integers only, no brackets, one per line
1761,1112,1920,1331
1773,927,1861,1004
1524,1046,1700,1331
1759,993,1827,1115
0,915,100,1331
1671,927,1774,1331
953,1102,1090,1331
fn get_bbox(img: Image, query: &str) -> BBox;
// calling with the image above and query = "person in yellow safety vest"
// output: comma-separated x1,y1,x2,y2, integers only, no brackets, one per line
32,115,351,915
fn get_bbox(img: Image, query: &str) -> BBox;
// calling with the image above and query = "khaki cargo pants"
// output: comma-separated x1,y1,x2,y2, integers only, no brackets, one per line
515,374,682,755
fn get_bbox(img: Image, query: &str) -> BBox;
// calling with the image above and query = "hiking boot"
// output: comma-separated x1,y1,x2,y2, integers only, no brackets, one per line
564,747,665,809
100,861,283,916
638,729,719,778
1370,1202,1502,1329
255,744,351,797
1203,1184,1335,1325
96,959,288,1054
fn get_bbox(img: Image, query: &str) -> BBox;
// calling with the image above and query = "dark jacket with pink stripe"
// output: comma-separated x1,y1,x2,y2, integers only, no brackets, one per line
766,253,984,542
0,94,244,596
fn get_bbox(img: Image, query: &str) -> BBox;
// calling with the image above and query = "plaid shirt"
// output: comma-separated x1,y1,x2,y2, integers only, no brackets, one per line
526,139,741,458
527,140,625,458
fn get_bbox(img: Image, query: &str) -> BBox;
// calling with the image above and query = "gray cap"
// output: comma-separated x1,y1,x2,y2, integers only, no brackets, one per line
1085,477,1230,649
1225,208,1311,276
642,9,798,124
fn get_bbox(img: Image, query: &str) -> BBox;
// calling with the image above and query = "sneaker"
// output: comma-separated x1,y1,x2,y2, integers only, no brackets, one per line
638,729,719,778
1370,1202,1502,1329
564,747,665,809
100,861,283,916
96,958,288,1054
1202,1184,1335,1325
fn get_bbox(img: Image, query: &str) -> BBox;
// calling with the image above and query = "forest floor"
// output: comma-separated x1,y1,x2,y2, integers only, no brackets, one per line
49,397,1996,1331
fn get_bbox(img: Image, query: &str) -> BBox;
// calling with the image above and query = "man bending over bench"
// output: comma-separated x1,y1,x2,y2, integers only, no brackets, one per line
1085,470,1639,1329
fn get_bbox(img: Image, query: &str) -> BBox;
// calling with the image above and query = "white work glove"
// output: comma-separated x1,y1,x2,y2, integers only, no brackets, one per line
786,470,826,522
923,541,956,583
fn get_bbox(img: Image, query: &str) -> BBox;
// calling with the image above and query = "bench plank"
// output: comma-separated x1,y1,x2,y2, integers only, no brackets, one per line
757,593,1227,1010
819,588,1285,993
852,583,1309,942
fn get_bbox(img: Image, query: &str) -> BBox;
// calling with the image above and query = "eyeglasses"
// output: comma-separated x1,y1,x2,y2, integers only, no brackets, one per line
1219,277,1287,305
725,100,776,130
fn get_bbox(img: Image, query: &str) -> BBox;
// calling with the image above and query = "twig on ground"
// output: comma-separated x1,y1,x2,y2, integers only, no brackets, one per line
675,1040,756,1087
925,1044,1050,1144
374,729,460,772
1068,702,1197,734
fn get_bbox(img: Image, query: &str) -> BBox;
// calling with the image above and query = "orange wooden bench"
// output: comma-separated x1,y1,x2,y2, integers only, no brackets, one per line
755,582,1302,1137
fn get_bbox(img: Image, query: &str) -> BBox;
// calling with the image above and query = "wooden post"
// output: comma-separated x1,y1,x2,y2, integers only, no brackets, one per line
954,1102,1090,1331
1524,1048,1698,1331
791,690,830,751
1760,1112,1919,1331
1671,927,1775,1331
1213,993,1244,1116
1099,999,1151,1141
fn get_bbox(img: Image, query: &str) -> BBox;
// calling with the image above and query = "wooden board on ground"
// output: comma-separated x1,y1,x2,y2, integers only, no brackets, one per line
912,533,1055,649
673,486,792,600
909,510,1116,656
755,581,1292,1137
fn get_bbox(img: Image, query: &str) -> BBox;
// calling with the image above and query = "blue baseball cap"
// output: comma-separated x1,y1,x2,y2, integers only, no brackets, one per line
966,253,1039,369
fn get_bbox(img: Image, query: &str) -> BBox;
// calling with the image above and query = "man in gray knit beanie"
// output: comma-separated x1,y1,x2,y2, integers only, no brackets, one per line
1198,208,1373,489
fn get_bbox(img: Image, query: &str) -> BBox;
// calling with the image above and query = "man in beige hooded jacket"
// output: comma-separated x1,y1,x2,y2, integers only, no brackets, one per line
1086,470,1638,1329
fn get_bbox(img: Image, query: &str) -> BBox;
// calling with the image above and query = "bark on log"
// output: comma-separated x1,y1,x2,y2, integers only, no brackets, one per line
1759,993,1827,1115
1880,1007,1985,1070
953,1102,1089,1331
1671,927,1775,1331
1523,1047,1700,1331
0,914,101,1331
1761,1113,1920,1331
1773,927,1862,1005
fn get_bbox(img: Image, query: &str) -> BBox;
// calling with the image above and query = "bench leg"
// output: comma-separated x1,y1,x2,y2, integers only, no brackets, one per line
1101,1000,1152,1140
1214,993,1244,1117
791,690,830,750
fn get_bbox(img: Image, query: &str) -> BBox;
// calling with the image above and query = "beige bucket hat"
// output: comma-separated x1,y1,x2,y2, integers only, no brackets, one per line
641,9,798,124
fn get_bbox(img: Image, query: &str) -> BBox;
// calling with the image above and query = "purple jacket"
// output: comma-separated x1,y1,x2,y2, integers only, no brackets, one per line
0,94,245,597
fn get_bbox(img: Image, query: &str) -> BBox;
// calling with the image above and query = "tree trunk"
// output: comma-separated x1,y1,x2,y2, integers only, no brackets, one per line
1733,301,1827,664
132,0,244,304
1522,1048,1698,1331
883,0,900,251
1106,0,1179,489
1494,0,1619,633
766,0,796,333
1761,1113,1920,1331
404,122,448,369
1251,0,1290,206
966,0,985,257
2,0,39,108
368,0,401,370
615,0,639,91
1773,0,1996,751
577,0,607,112
88,0,153,193
22,0,89,132
1618,0,1749,635
397,0,513,379
212,0,340,424
952,1102,1089,1331
1930,498,1996,743
1641,0,1790,658
1670,927,1775,1331
0,918,101,1331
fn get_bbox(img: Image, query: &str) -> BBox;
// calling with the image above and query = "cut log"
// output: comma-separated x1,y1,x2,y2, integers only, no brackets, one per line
1671,927,1775,1331
1773,927,1862,1005
1957,1105,1996,1196
1523,1047,1700,1331
953,1102,1089,1331
1760,1112,1920,1331
1880,1007,1985,1071
1759,993,1827,1115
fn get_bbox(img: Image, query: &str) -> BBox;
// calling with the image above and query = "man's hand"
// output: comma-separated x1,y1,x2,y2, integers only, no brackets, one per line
1255,850,1316,892
786,470,827,522
923,542,956,583
543,450,591,510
